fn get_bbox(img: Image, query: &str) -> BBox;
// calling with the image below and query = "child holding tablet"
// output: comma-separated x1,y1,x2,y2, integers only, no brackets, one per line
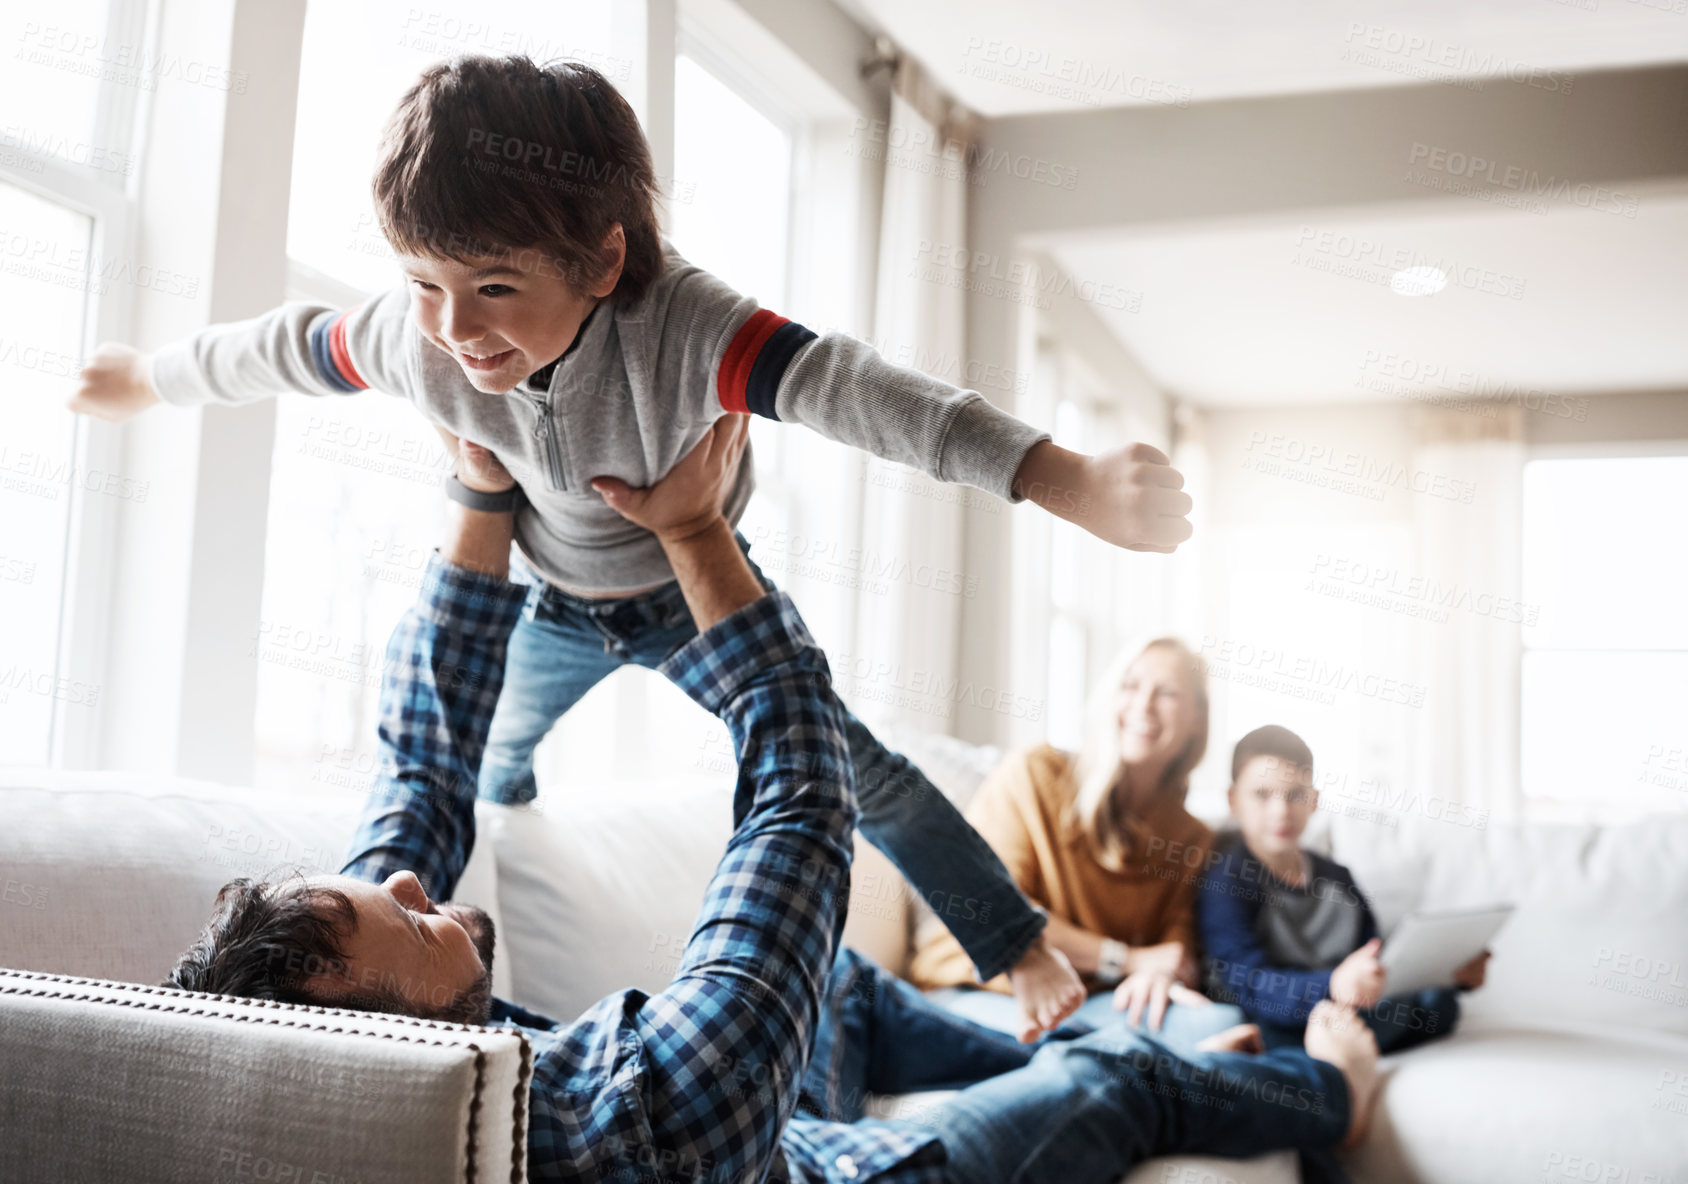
1197,725,1490,1052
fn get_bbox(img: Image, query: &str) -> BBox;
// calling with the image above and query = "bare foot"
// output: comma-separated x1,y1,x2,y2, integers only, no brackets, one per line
1303,1001,1381,1148
1194,1023,1264,1055
1007,937,1086,1043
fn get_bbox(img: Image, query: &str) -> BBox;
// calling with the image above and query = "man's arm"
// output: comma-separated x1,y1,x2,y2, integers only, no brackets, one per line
338,442,523,898
538,418,855,1183
592,414,762,630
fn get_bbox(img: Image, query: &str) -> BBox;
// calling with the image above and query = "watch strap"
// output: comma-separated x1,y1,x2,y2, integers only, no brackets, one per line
1095,937,1130,986
446,474,520,512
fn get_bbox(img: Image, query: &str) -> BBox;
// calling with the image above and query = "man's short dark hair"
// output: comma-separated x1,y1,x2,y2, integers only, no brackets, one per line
164,870,410,1016
1230,724,1315,783
373,54,664,304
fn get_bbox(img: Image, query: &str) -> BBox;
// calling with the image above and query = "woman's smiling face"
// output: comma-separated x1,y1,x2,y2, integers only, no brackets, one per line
1112,644,1197,771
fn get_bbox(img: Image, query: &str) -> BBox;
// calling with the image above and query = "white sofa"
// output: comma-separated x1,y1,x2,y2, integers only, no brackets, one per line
3,728,1686,1183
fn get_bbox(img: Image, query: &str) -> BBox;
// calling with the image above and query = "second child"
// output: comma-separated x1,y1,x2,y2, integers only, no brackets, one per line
1197,725,1489,1053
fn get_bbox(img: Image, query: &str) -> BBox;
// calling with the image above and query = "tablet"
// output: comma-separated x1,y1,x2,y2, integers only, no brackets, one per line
1379,903,1514,995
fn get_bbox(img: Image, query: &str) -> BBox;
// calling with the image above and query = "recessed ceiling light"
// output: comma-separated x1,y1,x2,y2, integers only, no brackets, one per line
1391,265,1447,296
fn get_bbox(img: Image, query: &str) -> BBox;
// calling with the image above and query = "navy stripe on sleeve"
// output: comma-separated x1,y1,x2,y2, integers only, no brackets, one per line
742,320,817,421
308,312,365,394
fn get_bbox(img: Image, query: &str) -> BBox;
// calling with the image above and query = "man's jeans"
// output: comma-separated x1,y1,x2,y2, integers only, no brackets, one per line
805,950,1349,1184
1257,986,1462,1055
477,532,1046,981
926,985,1249,1055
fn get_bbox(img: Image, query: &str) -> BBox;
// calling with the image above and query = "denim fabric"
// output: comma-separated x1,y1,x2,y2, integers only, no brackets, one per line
477,533,1047,982
927,986,1249,1055
1256,986,1462,1055
809,950,1350,1184
800,949,1039,1124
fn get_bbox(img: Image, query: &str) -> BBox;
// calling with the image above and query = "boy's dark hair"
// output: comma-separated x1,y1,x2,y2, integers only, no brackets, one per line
1230,724,1314,782
163,870,408,1016
373,55,663,303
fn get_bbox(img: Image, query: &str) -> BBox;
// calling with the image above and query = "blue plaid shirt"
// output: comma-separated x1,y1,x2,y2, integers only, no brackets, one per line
341,554,947,1184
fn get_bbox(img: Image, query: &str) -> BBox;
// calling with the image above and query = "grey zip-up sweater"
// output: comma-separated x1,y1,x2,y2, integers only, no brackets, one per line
150,240,1051,592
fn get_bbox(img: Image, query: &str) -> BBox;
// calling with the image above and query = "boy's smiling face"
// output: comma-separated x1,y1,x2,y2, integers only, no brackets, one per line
399,228,623,395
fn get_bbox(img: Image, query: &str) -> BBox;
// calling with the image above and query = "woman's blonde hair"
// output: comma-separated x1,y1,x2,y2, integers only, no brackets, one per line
1065,638,1210,871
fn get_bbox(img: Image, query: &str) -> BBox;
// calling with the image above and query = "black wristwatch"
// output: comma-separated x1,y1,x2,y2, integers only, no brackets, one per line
445,473,522,513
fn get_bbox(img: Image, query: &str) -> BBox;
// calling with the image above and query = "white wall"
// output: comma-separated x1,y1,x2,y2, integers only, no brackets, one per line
1186,402,1420,808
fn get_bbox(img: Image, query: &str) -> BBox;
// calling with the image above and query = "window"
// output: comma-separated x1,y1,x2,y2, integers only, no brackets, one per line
0,0,147,767
1520,455,1688,812
0,183,91,765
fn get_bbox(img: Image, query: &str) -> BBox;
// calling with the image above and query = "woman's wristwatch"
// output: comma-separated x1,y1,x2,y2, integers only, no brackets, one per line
446,473,521,513
1095,938,1131,986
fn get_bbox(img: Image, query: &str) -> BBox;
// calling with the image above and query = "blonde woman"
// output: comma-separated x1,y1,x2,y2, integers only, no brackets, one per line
908,638,1245,1047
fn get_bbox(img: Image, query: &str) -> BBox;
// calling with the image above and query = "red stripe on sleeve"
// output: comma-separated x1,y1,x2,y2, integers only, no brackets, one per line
328,310,369,390
716,308,787,414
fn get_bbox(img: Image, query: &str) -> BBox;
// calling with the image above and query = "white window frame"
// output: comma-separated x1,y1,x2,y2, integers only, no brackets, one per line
2,0,154,768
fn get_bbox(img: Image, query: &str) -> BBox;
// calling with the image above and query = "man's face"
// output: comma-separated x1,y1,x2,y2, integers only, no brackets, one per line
399,240,618,396
304,871,495,1023
1228,755,1318,860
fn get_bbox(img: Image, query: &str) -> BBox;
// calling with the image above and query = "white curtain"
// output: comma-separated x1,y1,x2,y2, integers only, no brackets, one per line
845,62,976,736
1406,405,1527,819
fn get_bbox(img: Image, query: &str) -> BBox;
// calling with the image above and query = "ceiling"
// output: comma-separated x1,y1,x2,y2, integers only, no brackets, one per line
842,0,1688,116
832,1,1688,406
1047,184,1688,406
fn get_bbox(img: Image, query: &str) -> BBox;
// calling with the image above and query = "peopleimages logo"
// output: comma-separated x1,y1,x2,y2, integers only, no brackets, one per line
831,651,1045,722
1407,143,1639,219
1291,226,1525,301
849,117,1082,190
1309,553,1542,626
1243,430,1477,504
1356,349,1590,422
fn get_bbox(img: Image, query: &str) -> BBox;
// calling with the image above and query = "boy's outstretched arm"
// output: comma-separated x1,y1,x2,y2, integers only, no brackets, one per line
1012,439,1193,553
69,286,414,420
680,269,1195,551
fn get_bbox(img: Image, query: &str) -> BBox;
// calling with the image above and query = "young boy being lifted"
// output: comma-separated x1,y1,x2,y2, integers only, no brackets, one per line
71,55,1192,1041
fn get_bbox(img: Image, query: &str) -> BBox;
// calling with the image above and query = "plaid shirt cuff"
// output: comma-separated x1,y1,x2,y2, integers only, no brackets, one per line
657,590,826,716
415,550,529,631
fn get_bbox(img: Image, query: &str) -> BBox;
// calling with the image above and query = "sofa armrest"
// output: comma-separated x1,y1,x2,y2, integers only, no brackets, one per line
0,967,531,1183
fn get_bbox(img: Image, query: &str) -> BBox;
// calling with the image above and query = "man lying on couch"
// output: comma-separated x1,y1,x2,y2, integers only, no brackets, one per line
167,419,1380,1183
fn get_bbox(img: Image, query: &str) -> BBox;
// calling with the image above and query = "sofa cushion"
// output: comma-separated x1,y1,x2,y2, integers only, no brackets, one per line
1327,810,1688,1036
489,782,916,1023
0,966,529,1184
1342,1024,1688,1183
488,785,732,1021
0,770,510,998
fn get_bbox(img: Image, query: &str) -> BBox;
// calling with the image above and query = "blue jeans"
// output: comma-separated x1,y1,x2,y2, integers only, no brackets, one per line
927,985,1249,1055
806,950,1349,1184
477,533,1047,981
1256,986,1462,1056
